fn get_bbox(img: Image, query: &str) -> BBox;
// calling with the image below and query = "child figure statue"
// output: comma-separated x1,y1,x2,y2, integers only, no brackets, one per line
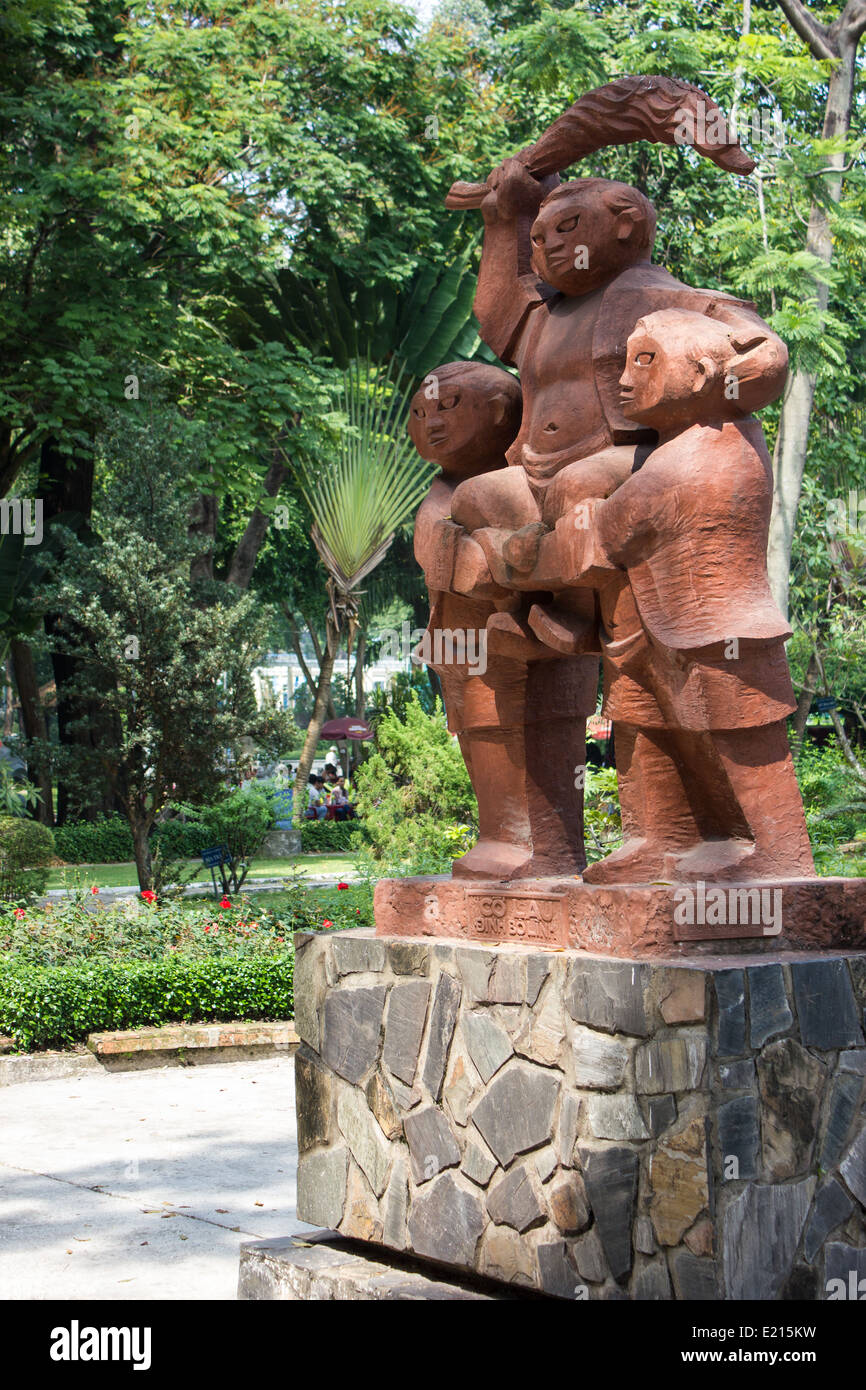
409,361,595,880
557,309,814,883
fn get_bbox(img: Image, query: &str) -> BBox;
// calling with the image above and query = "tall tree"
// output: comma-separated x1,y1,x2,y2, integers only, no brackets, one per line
291,359,435,820
768,0,866,614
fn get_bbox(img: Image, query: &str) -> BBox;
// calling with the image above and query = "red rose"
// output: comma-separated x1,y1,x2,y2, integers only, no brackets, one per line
14,908,25,919
219,897,231,910
90,885,99,895
337,882,349,890
141,890,156,904
322,918,334,929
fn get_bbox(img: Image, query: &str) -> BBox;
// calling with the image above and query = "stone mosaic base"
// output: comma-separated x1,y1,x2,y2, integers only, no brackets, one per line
374,876,866,958
294,928,866,1300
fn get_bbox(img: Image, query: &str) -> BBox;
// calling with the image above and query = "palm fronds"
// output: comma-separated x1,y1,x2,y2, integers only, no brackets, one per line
295,357,435,628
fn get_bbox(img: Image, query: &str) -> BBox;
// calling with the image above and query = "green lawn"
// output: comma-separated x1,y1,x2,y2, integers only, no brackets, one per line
46,853,360,891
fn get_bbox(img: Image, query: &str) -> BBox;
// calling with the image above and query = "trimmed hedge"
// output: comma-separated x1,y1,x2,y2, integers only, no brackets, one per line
54,814,365,862
0,816,55,899
53,817,133,863
0,954,294,1052
300,820,365,853
53,816,211,864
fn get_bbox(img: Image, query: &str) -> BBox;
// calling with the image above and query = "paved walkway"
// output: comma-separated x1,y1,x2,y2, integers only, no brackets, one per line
0,1057,313,1300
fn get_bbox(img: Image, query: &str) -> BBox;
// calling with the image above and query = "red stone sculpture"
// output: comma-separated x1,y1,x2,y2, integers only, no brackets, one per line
404,75,819,898
409,362,592,880
556,309,815,883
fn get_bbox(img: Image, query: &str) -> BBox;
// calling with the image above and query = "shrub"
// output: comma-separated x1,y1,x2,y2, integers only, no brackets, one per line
53,816,134,863
0,955,294,1052
177,788,272,892
0,816,56,900
353,693,477,873
152,819,212,860
54,815,212,864
0,890,291,966
300,820,365,853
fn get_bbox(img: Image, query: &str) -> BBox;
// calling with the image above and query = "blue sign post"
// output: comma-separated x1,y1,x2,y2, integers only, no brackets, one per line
200,845,229,897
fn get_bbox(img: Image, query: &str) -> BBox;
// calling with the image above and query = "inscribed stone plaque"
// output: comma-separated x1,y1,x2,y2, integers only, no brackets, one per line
461,888,567,946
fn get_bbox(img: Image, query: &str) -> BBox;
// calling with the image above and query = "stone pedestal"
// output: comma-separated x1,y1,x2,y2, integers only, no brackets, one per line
374,875,866,957
293,928,866,1299
261,826,301,857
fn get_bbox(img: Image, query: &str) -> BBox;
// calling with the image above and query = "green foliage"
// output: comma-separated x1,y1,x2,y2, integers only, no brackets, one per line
40,448,268,884
295,358,436,596
499,3,607,96
354,693,477,873
0,956,294,1053
367,666,439,723
53,816,135,864
796,739,866,876
300,820,365,853
53,815,214,864
177,789,272,894
242,240,496,375
0,763,41,819
250,704,302,765
0,890,291,966
583,765,623,865
0,815,55,900
0,874,375,1048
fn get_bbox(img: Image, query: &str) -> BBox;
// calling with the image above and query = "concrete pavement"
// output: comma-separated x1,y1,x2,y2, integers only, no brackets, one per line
0,1057,314,1300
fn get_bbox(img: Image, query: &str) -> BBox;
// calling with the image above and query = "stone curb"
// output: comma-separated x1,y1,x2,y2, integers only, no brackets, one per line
0,1020,298,1086
88,1020,298,1055
0,1052,103,1088
238,1232,528,1300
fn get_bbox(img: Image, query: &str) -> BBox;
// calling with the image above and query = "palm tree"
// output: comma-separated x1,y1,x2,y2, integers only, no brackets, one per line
291,358,435,821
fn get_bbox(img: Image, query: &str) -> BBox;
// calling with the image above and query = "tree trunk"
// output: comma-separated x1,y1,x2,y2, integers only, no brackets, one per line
292,617,339,826
38,435,113,821
189,493,218,582
130,814,154,891
354,629,366,718
790,648,821,753
3,660,14,736
226,453,287,589
767,10,860,614
9,638,54,824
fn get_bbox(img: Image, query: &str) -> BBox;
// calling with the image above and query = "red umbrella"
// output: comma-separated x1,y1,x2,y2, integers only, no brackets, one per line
319,716,374,742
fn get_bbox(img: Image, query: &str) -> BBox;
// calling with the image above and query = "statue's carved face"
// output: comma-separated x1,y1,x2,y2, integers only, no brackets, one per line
530,189,645,296
408,379,510,476
619,331,669,425
619,324,722,430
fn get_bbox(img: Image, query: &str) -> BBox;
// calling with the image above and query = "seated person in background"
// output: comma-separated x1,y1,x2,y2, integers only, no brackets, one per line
306,775,328,821
331,776,350,821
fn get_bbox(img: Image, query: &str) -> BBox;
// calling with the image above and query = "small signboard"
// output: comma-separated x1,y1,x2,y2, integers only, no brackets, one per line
200,844,230,898
200,845,228,868
814,696,837,713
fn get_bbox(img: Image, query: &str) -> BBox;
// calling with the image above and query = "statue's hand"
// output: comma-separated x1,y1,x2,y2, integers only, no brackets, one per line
452,535,510,601
424,518,463,592
483,157,550,224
